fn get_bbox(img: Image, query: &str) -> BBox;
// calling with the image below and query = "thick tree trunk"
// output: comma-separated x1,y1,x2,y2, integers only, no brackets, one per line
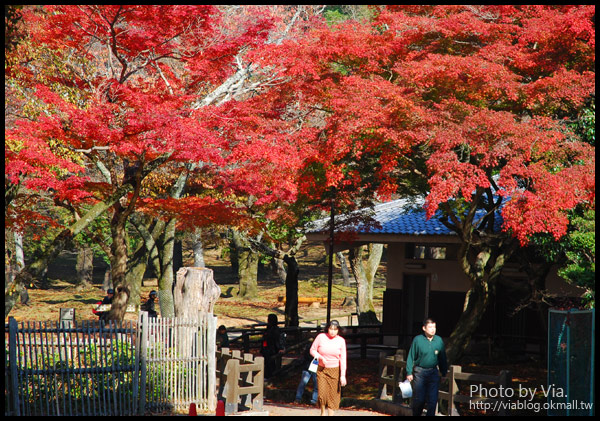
365,243,383,309
349,244,382,325
445,282,490,363
231,230,259,299
125,243,148,308
173,267,220,357
192,228,206,268
106,285,130,323
445,243,513,363
14,231,24,271
156,218,177,317
337,251,352,287
75,244,94,290
237,248,259,299
284,255,299,327
173,267,221,317
271,257,287,284
106,211,129,321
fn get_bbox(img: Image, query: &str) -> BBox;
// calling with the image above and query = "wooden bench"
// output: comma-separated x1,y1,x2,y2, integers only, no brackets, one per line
277,296,327,307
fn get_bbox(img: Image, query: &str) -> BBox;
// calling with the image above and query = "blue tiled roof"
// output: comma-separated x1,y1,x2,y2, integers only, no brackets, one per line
308,198,503,236
364,199,454,235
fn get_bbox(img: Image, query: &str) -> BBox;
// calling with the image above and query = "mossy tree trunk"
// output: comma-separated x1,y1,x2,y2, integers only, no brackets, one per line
231,229,259,300
445,240,517,364
349,244,383,325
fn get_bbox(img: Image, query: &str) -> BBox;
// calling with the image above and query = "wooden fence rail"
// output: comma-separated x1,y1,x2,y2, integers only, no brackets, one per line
216,348,264,415
438,365,512,416
377,353,512,416
377,350,408,403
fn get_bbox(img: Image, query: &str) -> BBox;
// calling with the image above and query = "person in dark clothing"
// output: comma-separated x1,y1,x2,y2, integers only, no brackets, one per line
406,318,448,416
141,290,158,318
294,338,318,405
260,314,285,379
217,325,230,348
95,288,114,321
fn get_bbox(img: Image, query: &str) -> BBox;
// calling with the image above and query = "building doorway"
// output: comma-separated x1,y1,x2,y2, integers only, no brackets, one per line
401,274,430,342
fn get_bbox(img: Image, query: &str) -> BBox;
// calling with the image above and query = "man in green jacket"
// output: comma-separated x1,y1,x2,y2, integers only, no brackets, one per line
406,318,448,416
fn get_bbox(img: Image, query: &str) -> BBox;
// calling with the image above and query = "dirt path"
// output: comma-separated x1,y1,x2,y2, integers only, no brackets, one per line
262,401,389,416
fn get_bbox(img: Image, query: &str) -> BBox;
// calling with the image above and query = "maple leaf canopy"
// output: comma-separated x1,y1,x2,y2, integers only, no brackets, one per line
254,5,595,245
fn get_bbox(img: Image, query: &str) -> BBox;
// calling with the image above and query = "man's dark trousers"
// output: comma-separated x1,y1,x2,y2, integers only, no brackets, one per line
411,366,440,416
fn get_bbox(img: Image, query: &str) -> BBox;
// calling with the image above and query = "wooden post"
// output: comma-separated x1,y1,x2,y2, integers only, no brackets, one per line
252,356,264,411
498,370,511,416
224,359,240,414
8,317,20,416
393,353,404,403
377,353,388,400
207,314,218,412
447,365,460,416
361,334,367,359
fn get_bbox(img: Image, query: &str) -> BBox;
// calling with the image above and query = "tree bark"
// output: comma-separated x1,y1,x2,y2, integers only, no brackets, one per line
445,242,514,363
337,251,352,287
124,242,147,308
106,207,130,321
349,244,382,325
284,255,300,327
271,256,287,284
75,244,94,290
172,267,221,357
192,228,206,267
231,230,259,299
173,267,221,317
128,215,165,307
105,285,130,323
157,218,177,317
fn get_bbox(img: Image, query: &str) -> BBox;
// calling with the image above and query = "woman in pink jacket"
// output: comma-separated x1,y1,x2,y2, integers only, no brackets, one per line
310,320,347,416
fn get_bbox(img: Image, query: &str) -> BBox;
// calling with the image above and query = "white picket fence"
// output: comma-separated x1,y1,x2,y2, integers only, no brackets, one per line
5,312,217,416
140,312,217,413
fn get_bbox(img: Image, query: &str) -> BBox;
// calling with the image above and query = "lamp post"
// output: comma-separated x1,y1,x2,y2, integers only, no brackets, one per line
326,196,334,325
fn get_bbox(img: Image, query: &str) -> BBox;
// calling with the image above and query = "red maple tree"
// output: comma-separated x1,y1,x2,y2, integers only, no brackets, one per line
4,5,310,318
256,5,595,360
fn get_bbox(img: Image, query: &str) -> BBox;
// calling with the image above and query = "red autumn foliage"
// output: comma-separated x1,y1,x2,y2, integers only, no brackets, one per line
256,5,595,244
5,6,301,234
6,6,594,247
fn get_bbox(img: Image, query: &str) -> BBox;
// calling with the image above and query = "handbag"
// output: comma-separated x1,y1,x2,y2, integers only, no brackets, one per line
308,357,319,373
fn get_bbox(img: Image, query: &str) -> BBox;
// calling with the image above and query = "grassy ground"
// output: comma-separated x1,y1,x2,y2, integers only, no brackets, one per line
7,240,385,325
